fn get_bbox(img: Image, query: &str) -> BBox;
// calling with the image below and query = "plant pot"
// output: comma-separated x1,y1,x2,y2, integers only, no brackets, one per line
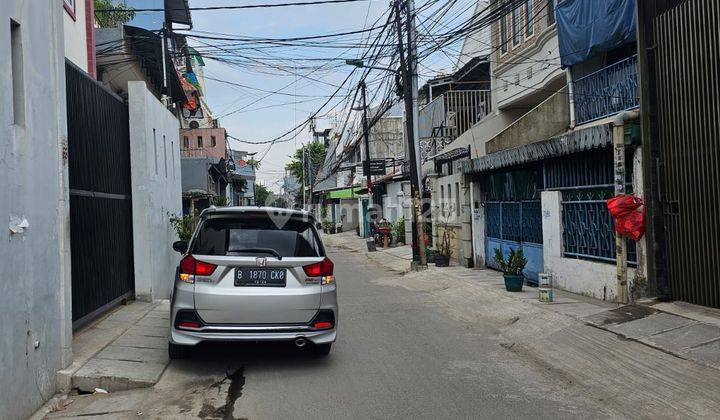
434,255,450,267
426,251,436,264
503,274,524,292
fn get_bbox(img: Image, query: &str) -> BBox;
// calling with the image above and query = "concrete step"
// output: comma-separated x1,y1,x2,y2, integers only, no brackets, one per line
584,304,720,371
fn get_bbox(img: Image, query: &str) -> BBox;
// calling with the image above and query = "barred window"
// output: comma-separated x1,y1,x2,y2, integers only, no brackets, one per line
500,15,508,53
512,4,521,45
525,0,534,36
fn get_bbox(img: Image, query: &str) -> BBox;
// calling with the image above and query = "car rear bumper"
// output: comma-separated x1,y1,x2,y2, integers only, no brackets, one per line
170,325,336,346
170,281,338,346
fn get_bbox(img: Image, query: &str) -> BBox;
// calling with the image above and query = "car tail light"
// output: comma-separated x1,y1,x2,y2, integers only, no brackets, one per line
179,255,217,283
174,310,205,330
310,310,335,330
303,258,334,285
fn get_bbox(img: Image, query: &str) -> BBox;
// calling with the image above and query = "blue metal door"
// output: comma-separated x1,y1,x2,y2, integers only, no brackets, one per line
483,169,543,283
485,201,543,283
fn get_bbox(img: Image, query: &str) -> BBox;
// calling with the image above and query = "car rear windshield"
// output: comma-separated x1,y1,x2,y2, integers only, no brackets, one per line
192,215,323,257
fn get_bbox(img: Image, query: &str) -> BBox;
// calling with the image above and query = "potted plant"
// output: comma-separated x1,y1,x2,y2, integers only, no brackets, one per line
425,248,437,264
212,195,228,207
322,219,336,234
493,248,527,292
435,224,454,267
169,211,199,242
393,217,406,245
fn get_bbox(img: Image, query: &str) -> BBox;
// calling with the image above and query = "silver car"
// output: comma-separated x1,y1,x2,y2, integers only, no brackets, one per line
168,207,337,358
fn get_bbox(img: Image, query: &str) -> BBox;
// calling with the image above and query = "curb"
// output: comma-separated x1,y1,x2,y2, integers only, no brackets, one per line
55,301,160,393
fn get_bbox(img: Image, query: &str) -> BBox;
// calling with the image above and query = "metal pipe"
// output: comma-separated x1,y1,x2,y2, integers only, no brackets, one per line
566,68,576,128
160,23,168,105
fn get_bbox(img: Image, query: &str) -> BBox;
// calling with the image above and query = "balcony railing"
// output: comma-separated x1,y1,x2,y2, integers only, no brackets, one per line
574,54,639,124
418,89,491,161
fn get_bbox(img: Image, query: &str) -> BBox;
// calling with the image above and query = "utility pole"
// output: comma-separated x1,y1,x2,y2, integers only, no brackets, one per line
360,81,373,232
405,0,422,191
394,0,427,268
612,110,639,303
302,145,307,210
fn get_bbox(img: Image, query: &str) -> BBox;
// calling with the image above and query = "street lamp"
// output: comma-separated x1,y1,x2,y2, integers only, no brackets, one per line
345,59,400,74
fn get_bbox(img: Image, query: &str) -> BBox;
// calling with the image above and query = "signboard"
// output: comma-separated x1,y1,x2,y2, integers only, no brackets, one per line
368,159,387,176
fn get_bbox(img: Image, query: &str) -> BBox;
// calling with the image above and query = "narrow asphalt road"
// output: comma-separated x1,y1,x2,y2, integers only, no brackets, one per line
135,247,603,419
42,243,720,419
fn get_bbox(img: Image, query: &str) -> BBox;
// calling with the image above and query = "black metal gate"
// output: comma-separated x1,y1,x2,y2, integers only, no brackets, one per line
66,61,135,327
653,0,720,308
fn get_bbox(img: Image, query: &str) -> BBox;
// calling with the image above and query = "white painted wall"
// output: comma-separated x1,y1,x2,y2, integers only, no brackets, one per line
470,181,485,267
382,181,403,222
541,191,637,302
493,28,565,110
434,173,465,225
455,1,491,70
62,0,88,72
338,198,359,232
128,82,182,301
1,2,70,419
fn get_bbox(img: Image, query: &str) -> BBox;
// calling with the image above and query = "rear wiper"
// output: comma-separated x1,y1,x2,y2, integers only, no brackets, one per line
226,248,282,260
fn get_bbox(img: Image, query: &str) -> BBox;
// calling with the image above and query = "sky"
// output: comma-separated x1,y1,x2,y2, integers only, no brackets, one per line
124,0,473,192
190,0,391,192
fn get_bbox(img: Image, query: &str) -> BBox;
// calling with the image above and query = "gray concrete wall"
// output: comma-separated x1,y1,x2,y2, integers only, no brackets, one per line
181,157,213,192
128,82,182,301
0,2,71,419
486,87,570,154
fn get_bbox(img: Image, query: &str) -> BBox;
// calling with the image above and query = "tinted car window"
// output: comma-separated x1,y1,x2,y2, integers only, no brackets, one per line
192,215,322,257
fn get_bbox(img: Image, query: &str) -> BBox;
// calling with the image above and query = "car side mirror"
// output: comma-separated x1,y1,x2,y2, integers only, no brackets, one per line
173,241,188,254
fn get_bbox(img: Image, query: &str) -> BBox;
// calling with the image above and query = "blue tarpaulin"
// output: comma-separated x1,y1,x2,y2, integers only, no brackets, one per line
556,0,637,67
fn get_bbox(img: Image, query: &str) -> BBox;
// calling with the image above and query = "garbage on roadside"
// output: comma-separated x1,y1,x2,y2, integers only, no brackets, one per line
93,388,108,394
606,195,646,241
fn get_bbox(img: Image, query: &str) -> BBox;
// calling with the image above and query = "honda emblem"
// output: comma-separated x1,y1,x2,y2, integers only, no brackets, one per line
256,257,267,267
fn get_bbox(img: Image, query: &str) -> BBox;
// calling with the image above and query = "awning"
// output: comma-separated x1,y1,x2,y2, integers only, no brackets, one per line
327,187,360,200
462,124,613,175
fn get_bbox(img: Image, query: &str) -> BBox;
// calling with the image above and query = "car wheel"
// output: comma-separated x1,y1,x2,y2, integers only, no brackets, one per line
168,342,188,360
313,343,332,356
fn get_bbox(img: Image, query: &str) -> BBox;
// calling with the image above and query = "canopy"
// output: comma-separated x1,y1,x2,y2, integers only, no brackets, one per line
462,124,613,175
556,0,636,67
327,188,359,200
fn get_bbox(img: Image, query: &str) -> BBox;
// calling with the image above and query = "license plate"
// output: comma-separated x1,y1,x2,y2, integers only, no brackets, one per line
234,268,287,287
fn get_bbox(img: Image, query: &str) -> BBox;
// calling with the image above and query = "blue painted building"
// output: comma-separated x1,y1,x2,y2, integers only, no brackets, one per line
229,150,257,206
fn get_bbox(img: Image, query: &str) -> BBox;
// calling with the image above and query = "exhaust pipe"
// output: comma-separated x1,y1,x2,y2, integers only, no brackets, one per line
294,337,307,348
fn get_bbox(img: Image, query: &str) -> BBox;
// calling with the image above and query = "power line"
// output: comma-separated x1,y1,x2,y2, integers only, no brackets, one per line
96,0,371,13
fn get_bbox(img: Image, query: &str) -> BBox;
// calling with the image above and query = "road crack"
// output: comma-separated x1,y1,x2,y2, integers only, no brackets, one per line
198,366,246,420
